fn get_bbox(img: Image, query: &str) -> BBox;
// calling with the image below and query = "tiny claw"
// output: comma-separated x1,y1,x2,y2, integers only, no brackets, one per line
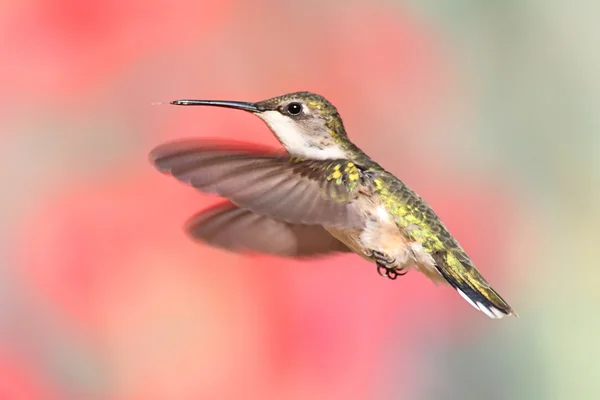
372,250,395,265
376,263,408,280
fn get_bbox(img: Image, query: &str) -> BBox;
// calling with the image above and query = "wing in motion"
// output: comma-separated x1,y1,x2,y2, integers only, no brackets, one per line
186,202,352,257
150,139,364,228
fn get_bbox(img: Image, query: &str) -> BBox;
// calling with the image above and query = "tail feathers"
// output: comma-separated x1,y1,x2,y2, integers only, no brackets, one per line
437,267,517,320
455,286,515,319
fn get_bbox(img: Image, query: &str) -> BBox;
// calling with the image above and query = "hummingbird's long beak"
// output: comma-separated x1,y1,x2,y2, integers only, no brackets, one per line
170,99,262,112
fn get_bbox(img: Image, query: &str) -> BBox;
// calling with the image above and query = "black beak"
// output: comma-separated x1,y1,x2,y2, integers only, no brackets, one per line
170,99,262,112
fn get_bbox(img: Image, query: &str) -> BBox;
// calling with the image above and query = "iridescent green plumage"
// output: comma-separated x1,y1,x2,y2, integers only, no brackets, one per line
365,170,514,316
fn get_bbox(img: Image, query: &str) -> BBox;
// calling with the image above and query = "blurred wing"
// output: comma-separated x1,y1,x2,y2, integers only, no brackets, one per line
150,139,363,227
186,202,352,257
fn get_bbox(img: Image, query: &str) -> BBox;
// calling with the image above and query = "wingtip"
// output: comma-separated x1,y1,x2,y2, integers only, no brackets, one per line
147,146,167,172
147,140,197,173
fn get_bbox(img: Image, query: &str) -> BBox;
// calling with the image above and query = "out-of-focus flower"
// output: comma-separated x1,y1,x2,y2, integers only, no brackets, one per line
0,0,230,106
0,349,58,400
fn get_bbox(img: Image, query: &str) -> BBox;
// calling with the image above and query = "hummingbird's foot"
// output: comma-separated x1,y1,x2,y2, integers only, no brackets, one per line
370,250,395,265
377,263,395,279
371,250,408,280
380,264,408,280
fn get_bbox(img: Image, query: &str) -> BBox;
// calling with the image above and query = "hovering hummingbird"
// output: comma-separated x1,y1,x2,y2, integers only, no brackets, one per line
150,92,516,319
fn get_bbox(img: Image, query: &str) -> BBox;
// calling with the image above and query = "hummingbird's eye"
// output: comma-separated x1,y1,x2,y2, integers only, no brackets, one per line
286,102,303,115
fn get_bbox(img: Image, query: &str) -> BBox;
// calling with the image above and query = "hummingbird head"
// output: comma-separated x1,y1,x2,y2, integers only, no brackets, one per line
171,92,349,159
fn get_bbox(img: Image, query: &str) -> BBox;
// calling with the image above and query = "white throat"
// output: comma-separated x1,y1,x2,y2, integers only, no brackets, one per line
257,111,347,160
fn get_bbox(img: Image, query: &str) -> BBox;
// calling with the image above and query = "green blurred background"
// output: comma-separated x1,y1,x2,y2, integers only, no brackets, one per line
0,0,598,399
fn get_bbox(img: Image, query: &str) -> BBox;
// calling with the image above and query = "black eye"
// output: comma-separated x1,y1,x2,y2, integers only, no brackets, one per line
287,102,303,115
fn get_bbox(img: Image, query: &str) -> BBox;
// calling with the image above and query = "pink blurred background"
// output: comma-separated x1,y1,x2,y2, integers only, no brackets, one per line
1,1,598,399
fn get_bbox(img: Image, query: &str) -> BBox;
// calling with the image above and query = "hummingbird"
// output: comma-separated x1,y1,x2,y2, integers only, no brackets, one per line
150,91,516,319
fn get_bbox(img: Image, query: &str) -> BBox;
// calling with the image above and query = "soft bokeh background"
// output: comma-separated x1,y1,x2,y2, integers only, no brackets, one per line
1,1,598,399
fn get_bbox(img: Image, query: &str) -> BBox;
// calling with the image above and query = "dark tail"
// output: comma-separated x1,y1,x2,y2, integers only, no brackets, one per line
434,251,517,319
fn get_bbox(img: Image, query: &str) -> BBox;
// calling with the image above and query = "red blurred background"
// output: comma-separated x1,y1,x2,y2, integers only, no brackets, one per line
6,0,587,399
